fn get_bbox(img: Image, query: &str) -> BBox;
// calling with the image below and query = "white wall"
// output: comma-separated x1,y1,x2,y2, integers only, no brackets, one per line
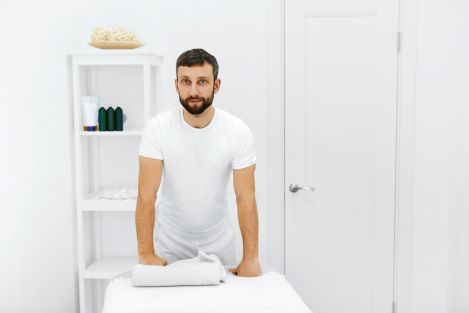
409,0,469,312
0,1,272,312
445,4,469,312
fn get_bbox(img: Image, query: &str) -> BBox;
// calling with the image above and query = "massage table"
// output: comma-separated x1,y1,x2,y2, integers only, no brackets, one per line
102,270,312,313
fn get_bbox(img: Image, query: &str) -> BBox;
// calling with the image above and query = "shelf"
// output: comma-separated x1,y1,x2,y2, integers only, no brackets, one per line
70,48,164,56
84,257,137,280
79,129,143,137
81,192,136,212
70,49,163,66
71,48,163,313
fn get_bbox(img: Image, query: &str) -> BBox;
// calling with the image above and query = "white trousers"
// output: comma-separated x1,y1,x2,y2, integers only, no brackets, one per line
154,222,238,268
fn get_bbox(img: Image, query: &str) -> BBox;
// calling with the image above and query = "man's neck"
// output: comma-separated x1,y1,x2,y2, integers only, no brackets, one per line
183,106,215,129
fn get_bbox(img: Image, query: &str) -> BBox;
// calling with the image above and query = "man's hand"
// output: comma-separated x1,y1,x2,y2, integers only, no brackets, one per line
229,258,262,277
139,254,168,266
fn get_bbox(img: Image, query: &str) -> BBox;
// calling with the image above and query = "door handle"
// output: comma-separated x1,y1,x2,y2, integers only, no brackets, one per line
289,184,315,193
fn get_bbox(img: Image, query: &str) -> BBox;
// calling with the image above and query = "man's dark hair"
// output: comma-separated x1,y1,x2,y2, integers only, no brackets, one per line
176,48,219,80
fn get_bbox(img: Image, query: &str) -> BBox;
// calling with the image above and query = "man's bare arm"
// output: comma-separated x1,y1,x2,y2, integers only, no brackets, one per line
229,164,262,276
135,156,167,265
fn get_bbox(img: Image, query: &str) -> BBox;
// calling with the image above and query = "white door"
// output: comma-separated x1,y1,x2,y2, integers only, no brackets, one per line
285,0,399,312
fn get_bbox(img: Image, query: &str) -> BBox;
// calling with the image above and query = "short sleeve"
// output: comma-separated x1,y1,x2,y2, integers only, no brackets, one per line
139,118,163,160
232,121,256,170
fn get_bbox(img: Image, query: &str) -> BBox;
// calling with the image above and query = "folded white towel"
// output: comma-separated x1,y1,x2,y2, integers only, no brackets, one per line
131,250,227,287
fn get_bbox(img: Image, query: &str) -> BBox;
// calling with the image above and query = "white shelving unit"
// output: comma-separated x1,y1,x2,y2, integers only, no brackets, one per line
69,49,163,313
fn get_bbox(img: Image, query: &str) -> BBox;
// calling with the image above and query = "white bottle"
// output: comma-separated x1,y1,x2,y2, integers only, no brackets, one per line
82,96,98,130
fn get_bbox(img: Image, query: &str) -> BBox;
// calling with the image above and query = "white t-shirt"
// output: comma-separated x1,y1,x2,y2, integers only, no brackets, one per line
139,106,256,237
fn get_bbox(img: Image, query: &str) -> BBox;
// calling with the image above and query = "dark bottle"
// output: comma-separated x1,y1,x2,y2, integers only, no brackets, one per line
115,107,123,131
98,107,107,131
107,107,115,131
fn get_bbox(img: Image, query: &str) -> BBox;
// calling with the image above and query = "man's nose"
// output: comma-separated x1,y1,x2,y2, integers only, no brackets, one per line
188,83,199,96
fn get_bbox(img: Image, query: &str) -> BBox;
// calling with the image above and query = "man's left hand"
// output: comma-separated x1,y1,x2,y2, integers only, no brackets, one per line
229,258,262,277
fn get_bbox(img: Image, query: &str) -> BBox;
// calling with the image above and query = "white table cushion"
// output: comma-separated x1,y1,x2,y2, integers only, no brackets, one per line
102,271,312,313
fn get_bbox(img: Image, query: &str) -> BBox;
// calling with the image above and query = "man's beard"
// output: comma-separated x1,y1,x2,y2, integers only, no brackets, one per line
179,89,215,115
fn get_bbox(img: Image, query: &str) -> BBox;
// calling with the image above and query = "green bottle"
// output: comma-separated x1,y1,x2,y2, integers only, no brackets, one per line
98,107,107,131
107,107,115,131
115,107,123,131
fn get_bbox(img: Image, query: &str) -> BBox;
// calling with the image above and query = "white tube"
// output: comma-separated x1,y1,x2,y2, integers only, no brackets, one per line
82,96,98,127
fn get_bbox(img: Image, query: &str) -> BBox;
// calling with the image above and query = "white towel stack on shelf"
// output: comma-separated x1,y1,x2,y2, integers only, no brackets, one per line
131,250,227,287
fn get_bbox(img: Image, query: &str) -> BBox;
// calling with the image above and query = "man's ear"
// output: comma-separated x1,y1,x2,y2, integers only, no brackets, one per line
175,78,179,93
214,79,221,94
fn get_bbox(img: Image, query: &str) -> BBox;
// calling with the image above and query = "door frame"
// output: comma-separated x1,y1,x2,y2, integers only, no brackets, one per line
393,0,419,312
265,0,286,274
265,0,418,312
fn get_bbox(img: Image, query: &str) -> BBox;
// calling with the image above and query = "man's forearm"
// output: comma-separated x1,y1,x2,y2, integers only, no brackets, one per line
135,197,156,257
237,196,259,260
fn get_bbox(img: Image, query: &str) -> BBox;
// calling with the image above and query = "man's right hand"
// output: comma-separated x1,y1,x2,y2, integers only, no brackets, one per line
138,254,168,266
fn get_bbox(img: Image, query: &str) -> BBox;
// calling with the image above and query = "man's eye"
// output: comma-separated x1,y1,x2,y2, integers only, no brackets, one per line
199,80,207,85
181,79,190,85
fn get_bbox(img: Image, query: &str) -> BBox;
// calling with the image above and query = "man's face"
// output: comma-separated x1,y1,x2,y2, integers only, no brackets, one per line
175,62,220,115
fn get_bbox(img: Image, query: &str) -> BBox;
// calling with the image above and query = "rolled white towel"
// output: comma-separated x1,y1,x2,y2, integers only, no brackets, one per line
131,250,227,287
